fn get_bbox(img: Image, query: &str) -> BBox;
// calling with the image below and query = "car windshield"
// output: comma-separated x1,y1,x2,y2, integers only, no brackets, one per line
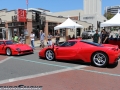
59,41,77,47
5,41,13,45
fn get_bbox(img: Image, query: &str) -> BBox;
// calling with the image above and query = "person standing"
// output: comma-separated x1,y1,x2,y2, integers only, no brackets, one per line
30,31,35,49
40,30,45,48
102,29,109,44
47,32,53,47
93,30,100,43
19,34,25,44
100,30,103,44
55,31,60,45
12,35,14,42
13,34,19,43
72,34,75,39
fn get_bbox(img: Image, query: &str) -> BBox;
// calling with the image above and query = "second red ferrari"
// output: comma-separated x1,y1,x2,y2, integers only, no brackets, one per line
0,40,33,56
39,39,120,67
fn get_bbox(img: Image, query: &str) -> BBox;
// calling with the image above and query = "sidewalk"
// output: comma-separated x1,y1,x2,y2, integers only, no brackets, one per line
33,37,66,47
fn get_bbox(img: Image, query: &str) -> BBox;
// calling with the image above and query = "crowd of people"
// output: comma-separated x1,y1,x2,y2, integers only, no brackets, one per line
92,29,109,44
11,29,111,50
12,33,26,44
11,30,61,50
30,30,60,49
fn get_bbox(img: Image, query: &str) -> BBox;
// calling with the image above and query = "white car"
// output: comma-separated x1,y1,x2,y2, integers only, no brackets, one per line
86,30,96,38
82,30,100,39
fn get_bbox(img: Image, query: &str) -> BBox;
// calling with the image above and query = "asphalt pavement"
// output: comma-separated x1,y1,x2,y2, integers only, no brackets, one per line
0,50,88,82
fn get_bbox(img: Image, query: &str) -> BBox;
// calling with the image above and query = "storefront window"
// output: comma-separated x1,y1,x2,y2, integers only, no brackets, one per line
48,22,57,36
33,28,39,39
0,28,2,32
13,29,17,34
0,28,6,39
76,28,81,36
63,29,66,37
48,26,54,36
2,29,6,39
0,28,2,39
60,29,66,37
60,29,63,36
19,28,24,35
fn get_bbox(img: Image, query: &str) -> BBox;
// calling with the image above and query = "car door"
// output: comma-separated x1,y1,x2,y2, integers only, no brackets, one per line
55,41,78,60
0,41,5,53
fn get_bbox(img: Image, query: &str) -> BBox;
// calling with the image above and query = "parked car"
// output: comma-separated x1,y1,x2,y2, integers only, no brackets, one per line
82,30,100,39
39,39,119,67
82,31,89,39
0,40,33,56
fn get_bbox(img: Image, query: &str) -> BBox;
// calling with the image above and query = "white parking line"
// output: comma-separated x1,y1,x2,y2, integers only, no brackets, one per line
79,68,120,77
0,65,87,84
0,56,13,64
13,57,71,68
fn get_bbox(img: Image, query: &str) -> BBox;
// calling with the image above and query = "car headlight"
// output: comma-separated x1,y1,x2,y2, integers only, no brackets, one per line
16,48,21,51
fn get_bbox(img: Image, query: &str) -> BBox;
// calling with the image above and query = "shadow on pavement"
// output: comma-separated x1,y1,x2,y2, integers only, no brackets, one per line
13,53,34,57
42,58,118,69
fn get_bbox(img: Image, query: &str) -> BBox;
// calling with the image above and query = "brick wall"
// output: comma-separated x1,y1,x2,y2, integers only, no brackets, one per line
26,19,32,44
5,23,8,39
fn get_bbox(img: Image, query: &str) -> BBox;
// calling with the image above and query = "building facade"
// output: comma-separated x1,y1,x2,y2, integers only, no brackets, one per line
106,6,120,15
0,8,91,44
49,0,106,30
84,0,102,15
82,0,106,30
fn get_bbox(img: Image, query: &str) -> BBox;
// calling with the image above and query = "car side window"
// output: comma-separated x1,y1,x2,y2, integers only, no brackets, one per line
59,41,76,47
59,42,67,47
0,41,4,45
5,41,13,45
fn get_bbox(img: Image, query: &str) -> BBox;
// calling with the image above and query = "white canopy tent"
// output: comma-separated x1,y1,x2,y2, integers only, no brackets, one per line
100,9,120,27
54,18,83,30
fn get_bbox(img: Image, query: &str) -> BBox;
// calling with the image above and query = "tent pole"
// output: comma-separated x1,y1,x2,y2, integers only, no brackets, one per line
74,27,76,38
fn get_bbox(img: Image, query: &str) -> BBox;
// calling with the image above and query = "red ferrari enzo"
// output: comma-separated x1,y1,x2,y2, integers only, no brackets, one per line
0,40,33,56
39,39,120,67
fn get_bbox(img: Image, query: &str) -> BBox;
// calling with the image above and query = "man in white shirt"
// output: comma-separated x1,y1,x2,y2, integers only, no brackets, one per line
40,30,45,48
30,31,35,49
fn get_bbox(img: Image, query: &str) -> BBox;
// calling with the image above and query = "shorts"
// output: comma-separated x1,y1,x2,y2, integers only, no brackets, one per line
47,40,52,46
40,40,44,46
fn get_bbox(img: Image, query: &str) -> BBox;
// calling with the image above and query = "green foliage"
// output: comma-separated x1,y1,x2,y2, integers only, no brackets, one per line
104,12,114,20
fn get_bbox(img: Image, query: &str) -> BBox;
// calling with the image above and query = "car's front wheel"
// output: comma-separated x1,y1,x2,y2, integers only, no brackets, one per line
6,48,12,56
92,52,108,67
45,49,55,61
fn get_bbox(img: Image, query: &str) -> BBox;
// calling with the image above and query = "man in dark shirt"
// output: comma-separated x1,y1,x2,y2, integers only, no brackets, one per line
93,30,100,43
102,29,109,44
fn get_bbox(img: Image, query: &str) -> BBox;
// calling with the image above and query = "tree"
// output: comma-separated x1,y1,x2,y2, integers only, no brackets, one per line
104,12,114,20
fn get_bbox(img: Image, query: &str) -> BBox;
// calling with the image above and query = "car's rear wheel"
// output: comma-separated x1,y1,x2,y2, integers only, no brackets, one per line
45,50,55,61
6,48,12,56
92,52,108,67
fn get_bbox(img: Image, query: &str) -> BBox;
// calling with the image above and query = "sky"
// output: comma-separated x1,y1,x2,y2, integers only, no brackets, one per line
0,0,120,14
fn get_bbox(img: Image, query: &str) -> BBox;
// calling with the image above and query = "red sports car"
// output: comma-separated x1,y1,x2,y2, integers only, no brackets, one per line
39,39,120,67
0,40,33,56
